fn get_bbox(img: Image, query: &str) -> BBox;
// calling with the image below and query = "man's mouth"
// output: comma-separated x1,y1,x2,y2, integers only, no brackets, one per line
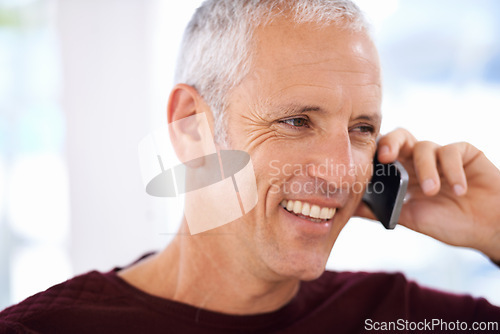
280,199,337,223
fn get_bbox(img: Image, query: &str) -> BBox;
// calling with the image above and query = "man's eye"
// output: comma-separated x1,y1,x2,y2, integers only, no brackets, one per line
351,125,375,134
279,117,309,128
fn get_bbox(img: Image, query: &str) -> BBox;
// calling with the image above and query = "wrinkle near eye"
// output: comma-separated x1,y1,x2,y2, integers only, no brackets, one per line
231,108,286,151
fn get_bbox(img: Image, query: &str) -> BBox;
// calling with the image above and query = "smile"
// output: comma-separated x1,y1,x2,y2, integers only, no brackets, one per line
280,199,337,223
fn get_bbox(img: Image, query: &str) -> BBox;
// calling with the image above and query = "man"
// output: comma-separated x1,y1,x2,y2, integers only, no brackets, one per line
1,0,499,333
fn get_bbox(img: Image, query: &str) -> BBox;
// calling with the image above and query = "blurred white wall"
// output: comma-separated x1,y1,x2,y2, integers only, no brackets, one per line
58,0,178,275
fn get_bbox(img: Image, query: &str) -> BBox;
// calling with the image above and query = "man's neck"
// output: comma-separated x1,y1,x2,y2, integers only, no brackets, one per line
118,223,300,315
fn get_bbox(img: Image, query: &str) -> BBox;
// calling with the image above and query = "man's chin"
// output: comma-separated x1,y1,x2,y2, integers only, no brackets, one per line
294,268,327,282
267,252,329,282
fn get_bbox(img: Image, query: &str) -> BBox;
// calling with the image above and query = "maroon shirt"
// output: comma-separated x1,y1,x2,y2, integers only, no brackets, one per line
1,259,499,333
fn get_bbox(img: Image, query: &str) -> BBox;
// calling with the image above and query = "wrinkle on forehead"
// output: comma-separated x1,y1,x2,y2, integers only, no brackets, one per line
251,19,380,75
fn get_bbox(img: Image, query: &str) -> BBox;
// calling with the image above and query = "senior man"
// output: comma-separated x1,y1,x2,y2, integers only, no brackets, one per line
1,0,500,333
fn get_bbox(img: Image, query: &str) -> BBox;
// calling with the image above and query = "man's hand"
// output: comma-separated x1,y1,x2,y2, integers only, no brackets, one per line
355,128,500,262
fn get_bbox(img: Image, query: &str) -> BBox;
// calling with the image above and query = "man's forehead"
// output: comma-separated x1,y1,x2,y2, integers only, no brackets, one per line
239,23,381,99
251,18,380,72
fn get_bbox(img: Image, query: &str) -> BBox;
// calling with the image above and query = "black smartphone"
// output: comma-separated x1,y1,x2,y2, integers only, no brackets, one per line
362,153,409,229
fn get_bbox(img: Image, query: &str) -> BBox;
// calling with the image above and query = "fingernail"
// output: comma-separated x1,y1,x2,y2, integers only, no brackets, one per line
422,179,435,194
454,184,466,196
379,145,390,156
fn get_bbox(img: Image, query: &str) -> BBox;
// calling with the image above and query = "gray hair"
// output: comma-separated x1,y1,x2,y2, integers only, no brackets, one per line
174,0,369,147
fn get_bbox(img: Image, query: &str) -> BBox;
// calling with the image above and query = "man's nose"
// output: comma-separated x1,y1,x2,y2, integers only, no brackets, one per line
305,129,356,187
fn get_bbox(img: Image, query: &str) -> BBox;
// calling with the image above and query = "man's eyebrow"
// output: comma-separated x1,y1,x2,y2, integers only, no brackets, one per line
266,104,324,117
264,104,381,124
353,114,382,125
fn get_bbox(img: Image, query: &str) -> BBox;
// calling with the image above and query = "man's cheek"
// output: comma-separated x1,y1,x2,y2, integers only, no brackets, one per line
269,177,281,195
352,149,374,177
351,160,373,196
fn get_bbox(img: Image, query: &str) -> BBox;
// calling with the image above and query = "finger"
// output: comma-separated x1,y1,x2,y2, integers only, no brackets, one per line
377,128,417,163
437,144,468,196
460,141,484,167
413,141,441,196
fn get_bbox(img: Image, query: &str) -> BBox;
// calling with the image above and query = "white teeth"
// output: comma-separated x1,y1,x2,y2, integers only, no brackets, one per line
292,201,302,215
280,200,337,221
310,205,320,219
319,207,330,219
327,208,336,219
301,202,310,216
309,205,321,218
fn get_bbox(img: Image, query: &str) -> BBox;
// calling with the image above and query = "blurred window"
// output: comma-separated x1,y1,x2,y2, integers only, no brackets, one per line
0,0,70,309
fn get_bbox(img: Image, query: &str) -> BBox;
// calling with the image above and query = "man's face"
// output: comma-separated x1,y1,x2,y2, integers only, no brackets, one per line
222,20,381,281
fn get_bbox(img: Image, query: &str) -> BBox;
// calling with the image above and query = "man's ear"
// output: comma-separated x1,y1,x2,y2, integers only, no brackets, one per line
167,84,217,166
